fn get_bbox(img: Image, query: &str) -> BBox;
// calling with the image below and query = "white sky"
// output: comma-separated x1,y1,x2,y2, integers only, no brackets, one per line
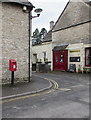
29,0,90,33
28,0,69,33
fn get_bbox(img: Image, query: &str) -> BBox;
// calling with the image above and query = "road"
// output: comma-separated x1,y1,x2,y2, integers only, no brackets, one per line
2,72,90,119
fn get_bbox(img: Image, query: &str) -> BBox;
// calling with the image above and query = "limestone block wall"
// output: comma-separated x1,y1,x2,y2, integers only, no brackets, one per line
52,22,90,48
0,2,2,84
2,3,31,83
0,3,2,118
32,42,53,70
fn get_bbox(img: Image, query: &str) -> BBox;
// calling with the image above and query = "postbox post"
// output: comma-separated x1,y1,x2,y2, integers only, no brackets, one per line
11,71,14,85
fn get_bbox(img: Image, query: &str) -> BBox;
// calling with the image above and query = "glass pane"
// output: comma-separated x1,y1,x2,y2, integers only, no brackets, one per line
70,57,80,62
86,48,91,66
60,59,63,63
55,56,58,63
60,54,63,57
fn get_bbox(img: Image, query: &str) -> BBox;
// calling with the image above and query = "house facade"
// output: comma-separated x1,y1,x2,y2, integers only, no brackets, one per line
32,29,52,71
0,0,34,83
52,0,91,72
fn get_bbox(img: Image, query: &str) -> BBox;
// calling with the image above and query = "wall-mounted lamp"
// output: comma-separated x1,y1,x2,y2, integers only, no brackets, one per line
28,7,43,82
30,8,43,19
23,6,27,11
22,5,43,82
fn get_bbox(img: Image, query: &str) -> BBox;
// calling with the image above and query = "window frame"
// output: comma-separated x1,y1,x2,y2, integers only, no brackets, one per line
43,52,46,62
85,47,91,67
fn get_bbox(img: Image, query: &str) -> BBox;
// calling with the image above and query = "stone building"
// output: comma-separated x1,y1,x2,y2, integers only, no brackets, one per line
52,0,91,72
32,22,54,71
0,0,34,83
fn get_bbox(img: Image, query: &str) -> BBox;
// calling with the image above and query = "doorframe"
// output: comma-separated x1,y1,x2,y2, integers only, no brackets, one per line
53,50,68,71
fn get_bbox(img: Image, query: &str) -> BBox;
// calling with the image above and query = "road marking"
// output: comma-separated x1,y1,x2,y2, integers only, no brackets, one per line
0,78,52,100
71,84,85,88
44,77,59,89
56,88,71,91
87,83,91,85
0,89,54,104
0,75,59,104
33,75,59,89
1,75,71,104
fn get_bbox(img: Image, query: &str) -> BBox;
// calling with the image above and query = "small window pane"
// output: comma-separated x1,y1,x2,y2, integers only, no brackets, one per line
85,48,91,66
55,56,58,63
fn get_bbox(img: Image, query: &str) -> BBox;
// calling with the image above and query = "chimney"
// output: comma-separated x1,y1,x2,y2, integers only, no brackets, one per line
50,21,54,30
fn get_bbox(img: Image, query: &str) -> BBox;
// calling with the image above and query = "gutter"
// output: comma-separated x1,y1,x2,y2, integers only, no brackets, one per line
1,0,35,8
11,2,34,7
53,19,91,33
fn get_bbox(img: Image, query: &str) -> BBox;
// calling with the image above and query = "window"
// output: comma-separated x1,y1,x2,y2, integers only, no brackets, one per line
43,52,46,62
85,47,91,66
70,57,80,62
55,56,58,63
60,54,64,63
33,54,37,63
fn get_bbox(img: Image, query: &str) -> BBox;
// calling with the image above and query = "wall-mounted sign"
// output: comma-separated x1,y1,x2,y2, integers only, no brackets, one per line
70,50,80,53
69,50,81,57
70,57,80,62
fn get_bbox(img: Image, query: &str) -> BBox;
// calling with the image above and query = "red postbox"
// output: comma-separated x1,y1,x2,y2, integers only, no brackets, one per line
9,59,17,71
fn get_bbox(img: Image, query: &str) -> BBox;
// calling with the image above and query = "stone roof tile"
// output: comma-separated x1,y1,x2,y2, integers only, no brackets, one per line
42,30,52,42
53,1,91,32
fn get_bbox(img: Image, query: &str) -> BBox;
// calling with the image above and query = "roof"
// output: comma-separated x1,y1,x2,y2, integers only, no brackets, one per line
53,45,68,51
0,0,34,7
52,1,91,32
85,1,91,6
42,30,52,43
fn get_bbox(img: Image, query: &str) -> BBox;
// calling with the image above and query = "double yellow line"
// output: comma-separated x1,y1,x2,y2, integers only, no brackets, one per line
0,76,59,104
44,77,59,89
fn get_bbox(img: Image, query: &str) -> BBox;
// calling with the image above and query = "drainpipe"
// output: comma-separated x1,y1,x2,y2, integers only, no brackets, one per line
28,7,42,82
28,10,31,82
22,5,34,82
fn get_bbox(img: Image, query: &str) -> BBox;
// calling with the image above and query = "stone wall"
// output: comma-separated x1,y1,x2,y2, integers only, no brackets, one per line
52,22,90,48
0,2,2,84
2,3,31,83
0,3,2,118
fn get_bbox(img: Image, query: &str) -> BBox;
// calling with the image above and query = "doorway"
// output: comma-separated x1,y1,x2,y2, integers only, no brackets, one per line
53,50,68,71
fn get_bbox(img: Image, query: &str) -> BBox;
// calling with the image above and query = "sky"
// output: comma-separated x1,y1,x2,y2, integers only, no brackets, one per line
28,0,69,33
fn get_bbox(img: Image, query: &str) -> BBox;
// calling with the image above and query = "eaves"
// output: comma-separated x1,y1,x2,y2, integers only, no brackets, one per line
0,0,34,8
52,19,91,33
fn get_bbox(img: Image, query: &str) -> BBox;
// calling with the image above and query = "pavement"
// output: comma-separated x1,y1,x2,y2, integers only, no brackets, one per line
2,71,90,98
2,74,52,98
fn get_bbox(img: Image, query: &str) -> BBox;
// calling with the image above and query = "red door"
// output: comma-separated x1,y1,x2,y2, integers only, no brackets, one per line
53,50,68,71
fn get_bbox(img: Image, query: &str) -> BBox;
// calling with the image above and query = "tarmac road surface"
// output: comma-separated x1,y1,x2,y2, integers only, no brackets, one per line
2,72,90,119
